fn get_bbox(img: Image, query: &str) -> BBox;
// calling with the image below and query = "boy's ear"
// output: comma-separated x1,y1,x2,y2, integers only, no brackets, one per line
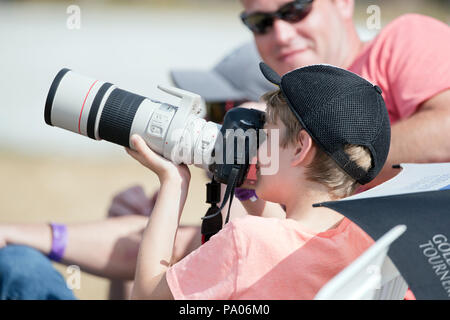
291,130,315,167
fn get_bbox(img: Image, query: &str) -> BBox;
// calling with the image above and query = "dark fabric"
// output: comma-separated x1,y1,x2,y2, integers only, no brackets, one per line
0,245,77,300
316,189,450,300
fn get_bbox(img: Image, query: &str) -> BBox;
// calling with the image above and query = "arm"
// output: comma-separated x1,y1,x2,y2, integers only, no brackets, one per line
0,215,147,280
125,134,191,300
366,89,450,188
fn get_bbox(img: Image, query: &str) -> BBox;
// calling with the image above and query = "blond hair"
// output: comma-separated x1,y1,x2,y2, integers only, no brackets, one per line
262,90,372,199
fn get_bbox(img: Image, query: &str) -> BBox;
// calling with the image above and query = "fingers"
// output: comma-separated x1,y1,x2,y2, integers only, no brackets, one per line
125,147,142,164
128,134,163,171
131,135,155,161
125,134,188,183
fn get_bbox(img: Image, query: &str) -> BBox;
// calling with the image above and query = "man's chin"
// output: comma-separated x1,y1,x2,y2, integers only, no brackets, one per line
276,54,319,75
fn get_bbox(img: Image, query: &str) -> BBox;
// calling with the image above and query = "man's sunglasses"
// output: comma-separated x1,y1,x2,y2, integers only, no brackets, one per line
240,0,314,35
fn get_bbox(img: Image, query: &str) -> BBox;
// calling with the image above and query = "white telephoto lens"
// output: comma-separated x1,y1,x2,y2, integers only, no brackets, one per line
45,68,220,169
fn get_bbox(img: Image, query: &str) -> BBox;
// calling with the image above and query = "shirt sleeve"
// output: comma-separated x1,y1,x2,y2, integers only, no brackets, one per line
166,221,240,300
385,14,450,119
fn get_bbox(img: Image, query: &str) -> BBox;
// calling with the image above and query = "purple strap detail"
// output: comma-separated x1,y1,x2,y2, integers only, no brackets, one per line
234,188,258,202
48,223,68,262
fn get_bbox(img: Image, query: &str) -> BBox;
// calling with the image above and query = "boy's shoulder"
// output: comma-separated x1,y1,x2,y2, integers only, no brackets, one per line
230,216,371,241
228,215,315,245
230,215,283,229
229,215,288,239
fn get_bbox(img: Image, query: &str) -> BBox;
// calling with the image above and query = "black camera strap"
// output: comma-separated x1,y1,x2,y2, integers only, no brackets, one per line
201,166,241,242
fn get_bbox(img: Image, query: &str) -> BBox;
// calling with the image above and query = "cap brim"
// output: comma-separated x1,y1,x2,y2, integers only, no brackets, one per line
259,62,281,85
170,70,247,102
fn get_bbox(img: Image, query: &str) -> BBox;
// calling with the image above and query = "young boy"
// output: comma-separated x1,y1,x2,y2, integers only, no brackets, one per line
126,63,391,299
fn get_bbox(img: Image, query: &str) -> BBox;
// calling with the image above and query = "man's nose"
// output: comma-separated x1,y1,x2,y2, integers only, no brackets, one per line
271,18,298,45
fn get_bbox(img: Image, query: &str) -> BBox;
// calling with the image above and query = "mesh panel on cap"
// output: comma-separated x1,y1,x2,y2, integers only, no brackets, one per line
279,64,390,184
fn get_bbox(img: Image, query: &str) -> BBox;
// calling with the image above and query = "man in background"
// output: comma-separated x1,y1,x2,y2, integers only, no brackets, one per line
175,0,450,188
1,0,449,300
236,0,450,187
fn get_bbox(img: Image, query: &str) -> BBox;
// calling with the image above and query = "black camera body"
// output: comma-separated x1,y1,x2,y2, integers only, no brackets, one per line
210,107,265,187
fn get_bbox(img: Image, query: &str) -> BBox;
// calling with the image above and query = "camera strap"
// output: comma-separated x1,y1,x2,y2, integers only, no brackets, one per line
201,166,241,241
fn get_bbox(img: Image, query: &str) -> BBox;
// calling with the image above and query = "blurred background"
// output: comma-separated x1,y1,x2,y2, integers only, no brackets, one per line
0,0,449,300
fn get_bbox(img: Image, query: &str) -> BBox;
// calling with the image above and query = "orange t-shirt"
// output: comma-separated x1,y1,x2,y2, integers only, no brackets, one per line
349,14,450,125
166,216,374,299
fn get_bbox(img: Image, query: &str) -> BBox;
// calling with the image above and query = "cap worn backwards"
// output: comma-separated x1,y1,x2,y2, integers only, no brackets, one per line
259,62,391,185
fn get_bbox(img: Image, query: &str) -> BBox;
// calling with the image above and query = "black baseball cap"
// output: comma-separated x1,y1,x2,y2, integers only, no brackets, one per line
259,62,391,185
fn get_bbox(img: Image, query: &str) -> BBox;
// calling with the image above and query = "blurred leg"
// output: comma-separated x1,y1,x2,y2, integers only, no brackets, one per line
108,279,133,300
0,245,76,300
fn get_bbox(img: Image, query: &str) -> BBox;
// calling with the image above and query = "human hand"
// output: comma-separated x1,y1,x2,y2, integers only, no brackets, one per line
126,134,191,185
108,185,158,217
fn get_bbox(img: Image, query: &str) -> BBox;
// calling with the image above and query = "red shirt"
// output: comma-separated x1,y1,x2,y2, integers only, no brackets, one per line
349,14,450,125
167,216,374,299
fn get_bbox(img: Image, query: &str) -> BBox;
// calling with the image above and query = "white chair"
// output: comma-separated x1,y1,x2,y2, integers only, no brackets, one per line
315,225,409,300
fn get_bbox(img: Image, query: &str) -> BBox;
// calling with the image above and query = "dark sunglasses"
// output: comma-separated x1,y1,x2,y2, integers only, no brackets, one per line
240,0,314,35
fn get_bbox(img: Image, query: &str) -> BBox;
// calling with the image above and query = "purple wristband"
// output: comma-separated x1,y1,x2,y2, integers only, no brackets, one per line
235,188,258,202
48,223,68,262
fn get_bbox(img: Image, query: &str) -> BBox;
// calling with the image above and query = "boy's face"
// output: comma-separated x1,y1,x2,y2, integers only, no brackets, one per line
241,0,352,75
256,118,295,203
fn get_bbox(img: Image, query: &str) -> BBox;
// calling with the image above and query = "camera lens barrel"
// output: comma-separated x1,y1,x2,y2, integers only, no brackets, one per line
45,68,71,127
45,68,266,187
86,82,113,140
45,69,156,149
98,88,146,148
44,68,221,168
